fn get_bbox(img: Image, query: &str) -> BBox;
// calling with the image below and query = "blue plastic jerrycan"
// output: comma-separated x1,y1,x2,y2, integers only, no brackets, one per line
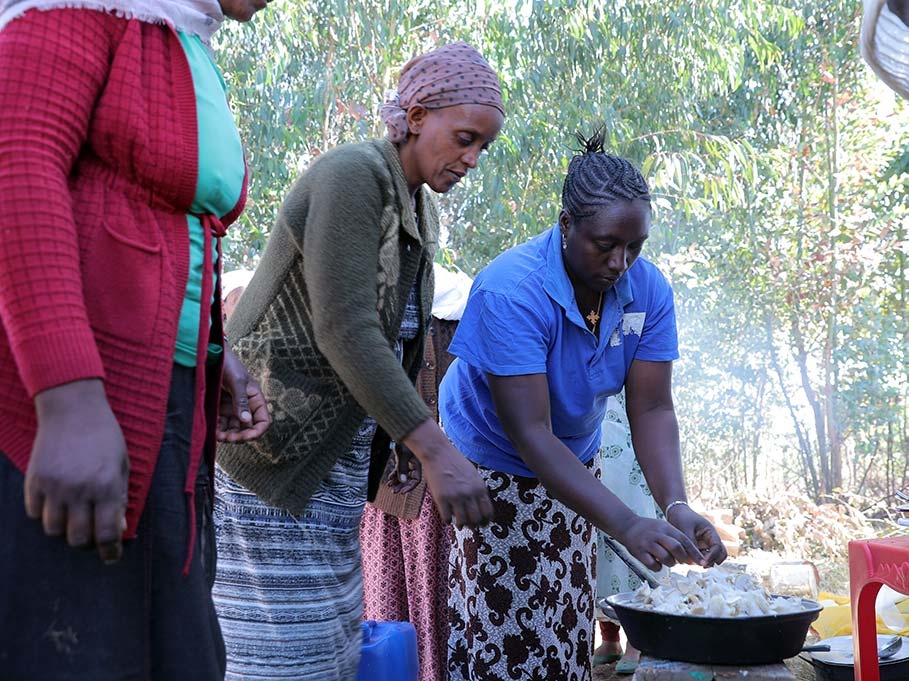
356,620,419,681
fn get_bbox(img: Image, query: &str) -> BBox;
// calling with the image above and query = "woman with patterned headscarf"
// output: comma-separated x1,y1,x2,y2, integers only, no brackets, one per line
213,41,504,680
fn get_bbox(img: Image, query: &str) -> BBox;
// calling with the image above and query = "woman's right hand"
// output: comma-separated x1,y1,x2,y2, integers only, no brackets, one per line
27,379,129,563
402,418,493,528
615,516,706,572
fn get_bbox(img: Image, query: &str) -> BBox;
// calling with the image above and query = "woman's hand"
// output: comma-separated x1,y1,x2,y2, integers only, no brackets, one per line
217,345,270,442
27,379,129,563
386,443,422,494
624,362,728,562
402,418,493,528
615,516,706,571
664,503,728,567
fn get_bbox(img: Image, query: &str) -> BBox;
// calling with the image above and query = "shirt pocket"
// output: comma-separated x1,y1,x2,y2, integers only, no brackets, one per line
83,219,162,341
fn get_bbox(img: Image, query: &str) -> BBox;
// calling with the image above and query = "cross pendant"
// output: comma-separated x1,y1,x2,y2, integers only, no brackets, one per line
586,309,600,327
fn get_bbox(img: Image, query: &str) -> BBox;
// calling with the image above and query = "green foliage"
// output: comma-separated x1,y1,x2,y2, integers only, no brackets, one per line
882,143,909,181
216,0,909,500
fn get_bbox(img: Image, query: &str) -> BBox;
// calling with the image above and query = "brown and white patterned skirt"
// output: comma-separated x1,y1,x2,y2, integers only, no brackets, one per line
447,462,597,681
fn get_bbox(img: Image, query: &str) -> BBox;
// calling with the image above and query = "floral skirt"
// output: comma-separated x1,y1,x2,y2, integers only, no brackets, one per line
360,489,453,681
447,462,597,681
597,393,667,609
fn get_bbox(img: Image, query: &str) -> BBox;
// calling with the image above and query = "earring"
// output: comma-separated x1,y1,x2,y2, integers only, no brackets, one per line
561,234,567,250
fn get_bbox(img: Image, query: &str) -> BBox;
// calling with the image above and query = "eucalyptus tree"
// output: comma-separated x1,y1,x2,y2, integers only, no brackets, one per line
214,0,907,501
215,0,786,266
673,0,909,499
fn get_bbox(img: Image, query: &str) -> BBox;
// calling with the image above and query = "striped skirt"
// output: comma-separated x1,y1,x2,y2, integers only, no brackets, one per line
447,463,598,681
212,419,376,681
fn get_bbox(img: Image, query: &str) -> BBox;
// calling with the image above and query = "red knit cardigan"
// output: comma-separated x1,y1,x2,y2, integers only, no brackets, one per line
0,8,246,549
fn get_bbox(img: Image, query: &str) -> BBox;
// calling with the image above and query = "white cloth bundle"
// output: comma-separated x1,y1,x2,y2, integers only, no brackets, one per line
861,0,909,99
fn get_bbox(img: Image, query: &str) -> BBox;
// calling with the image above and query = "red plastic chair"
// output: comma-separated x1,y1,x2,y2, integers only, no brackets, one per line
848,536,909,681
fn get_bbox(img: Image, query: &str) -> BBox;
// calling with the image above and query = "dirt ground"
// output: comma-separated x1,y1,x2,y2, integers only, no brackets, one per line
591,659,635,681
592,655,816,680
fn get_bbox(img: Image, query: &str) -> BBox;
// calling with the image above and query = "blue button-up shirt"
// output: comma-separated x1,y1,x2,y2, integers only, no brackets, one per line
439,224,679,476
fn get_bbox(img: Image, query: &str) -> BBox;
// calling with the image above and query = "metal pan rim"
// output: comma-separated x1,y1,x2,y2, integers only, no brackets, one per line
605,592,823,621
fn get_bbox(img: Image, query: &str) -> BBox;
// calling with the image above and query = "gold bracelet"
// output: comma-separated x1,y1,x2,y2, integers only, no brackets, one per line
663,499,689,515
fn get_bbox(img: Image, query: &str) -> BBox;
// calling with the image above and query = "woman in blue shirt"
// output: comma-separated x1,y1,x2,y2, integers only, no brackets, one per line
440,127,727,681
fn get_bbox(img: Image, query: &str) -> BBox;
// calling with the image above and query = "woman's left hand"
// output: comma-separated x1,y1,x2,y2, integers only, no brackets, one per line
217,345,271,442
386,443,422,494
665,503,728,567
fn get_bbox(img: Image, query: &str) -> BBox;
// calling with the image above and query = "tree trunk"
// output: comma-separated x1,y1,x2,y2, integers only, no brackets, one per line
765,312,819,499
824,63,843,491
789,309,830,497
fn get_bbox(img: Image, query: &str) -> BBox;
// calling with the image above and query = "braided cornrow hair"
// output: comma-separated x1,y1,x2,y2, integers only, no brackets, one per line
561,126,651,220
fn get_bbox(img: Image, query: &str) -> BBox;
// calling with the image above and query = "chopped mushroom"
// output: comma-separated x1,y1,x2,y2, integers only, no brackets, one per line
629,567,805,617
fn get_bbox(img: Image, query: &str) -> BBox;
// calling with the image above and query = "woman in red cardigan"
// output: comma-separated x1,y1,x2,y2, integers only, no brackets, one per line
0,1,270,679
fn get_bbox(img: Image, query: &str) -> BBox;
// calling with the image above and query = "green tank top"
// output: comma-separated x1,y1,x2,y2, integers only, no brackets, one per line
174,32,245,367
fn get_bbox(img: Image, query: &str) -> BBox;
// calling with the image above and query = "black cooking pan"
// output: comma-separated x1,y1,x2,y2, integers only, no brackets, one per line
602,592,823,665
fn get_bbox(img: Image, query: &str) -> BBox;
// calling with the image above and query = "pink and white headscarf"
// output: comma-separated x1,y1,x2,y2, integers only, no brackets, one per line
380,41,504,143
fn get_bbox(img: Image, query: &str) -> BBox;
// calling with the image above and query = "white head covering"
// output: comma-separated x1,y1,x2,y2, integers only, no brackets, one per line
432,262,474,321
221,268,255,296
0,0,224,41
861,0,909,99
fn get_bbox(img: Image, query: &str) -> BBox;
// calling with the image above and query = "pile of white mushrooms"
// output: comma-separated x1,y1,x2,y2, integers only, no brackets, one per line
629,567,806,617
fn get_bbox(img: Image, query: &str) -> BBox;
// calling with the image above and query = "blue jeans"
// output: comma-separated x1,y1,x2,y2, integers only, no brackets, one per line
0,364,225,681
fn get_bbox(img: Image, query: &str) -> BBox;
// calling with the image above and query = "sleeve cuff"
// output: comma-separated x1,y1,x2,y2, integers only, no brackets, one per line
12,328,105,397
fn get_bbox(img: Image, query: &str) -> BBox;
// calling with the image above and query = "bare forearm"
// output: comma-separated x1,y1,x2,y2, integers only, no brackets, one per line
401,418,453,465
402,418,494,528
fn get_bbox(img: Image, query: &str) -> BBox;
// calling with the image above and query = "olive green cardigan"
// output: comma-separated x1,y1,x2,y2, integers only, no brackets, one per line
217,139,436,513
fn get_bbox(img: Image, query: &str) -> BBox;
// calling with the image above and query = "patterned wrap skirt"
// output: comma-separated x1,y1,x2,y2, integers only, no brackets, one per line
448,460,598,681
212,418,375,681
360,489,453,681
212,287,422,680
